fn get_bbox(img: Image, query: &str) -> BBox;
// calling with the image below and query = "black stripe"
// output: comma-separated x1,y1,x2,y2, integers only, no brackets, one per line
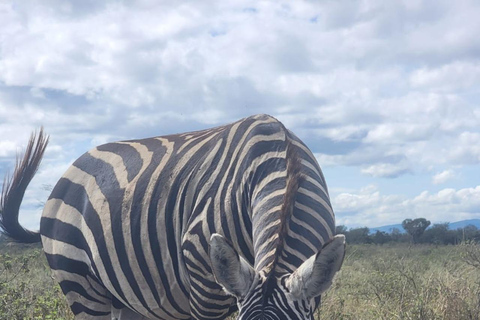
279,248,304,268
73,153,157,316
271,290,300,319
289,218,322,250
59,280,107,304
229,180,254,263
190,298,226,318
48,177,128,307
285,235,315,260
45,253,90,275
86,275,110,299
240,179,254,264
161,139,216,299
70,302,110,316
183,255,208,274
96,142,143,182
41,216,102,279
142,139,190,316
293,205,331,246
189,275,232,302
216,123,255,243
182,239,211,272
41,217,88,249
129,138,167,311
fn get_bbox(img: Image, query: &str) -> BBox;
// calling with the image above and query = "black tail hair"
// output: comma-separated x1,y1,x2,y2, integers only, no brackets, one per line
0,128,49,243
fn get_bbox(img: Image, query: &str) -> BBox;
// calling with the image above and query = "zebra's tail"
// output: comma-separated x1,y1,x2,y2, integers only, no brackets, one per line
0,128,49,243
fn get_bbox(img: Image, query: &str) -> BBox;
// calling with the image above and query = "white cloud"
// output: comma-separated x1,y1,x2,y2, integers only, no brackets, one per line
334,185,480,228
410,62,480,93
361,163,411,178
0,140,17,157
334,185,383,212
449,132,480,164
0,0,480,229
432,170,456,185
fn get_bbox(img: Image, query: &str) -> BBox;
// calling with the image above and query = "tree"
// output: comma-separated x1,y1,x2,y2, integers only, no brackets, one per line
421,223,455,244
402,218,431,243
347,227,371,244
371,230,391,245
335,225,348,235
390,227,409,243
460,225,480,242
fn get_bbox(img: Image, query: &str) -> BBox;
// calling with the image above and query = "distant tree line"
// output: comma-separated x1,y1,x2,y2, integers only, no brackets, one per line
337,218,480,245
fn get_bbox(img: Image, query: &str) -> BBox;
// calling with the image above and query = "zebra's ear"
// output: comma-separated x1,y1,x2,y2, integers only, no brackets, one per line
209,233,255,299
286,235,345,300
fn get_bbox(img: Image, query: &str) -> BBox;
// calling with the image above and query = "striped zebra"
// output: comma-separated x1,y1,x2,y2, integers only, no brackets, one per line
0,114,345,320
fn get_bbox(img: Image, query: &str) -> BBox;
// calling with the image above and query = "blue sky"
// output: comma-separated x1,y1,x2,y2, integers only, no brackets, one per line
0,0,479,230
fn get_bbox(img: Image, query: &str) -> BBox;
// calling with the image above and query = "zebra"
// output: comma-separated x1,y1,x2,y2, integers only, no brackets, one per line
0,114,345,320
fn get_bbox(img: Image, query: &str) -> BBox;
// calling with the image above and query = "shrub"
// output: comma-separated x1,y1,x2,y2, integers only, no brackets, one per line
0,244,73,320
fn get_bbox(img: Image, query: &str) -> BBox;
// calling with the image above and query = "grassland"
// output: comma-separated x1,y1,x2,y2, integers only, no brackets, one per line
320,243,480,320
1,242,479,320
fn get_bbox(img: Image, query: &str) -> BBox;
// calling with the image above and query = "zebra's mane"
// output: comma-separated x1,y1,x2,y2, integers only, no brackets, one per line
264,133,305,289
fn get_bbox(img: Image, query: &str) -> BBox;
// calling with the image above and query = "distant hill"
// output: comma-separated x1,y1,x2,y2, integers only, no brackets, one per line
369,219,480,234
449,219,480,229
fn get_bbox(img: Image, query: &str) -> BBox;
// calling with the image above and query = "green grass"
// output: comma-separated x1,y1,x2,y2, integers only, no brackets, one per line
1,243,479,319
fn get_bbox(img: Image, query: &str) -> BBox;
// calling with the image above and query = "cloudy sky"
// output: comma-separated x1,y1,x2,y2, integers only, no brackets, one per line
1,0,479,230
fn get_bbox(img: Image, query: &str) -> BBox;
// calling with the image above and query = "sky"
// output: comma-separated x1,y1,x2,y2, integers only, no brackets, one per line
0,0,479,230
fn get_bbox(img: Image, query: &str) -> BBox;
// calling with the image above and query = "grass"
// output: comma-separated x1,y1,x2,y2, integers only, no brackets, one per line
320,243,480,320
1,242,479,319
0,243,73,320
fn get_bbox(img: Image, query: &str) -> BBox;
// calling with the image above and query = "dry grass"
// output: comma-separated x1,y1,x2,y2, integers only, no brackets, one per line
319,244,480,320
1,242,479,319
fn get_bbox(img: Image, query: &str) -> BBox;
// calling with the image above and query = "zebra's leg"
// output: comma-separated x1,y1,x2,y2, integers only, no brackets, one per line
53,269,113,320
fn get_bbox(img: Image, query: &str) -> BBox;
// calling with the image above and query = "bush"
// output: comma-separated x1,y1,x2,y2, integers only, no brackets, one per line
462,241,480,270
0,244,73,320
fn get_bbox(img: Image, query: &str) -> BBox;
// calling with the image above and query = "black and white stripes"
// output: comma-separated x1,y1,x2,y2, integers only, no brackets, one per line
0,114,345,320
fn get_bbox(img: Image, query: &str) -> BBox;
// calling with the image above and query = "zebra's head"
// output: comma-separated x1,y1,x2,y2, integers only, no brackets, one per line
209,233,345,320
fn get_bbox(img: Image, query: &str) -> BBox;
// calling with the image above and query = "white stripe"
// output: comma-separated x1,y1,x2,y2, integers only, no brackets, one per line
295,202,333,239
61,165,146,313
114,141,181,318
65,291,111,312
42,199,127,307
88,148,129,189
215,118,284,251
